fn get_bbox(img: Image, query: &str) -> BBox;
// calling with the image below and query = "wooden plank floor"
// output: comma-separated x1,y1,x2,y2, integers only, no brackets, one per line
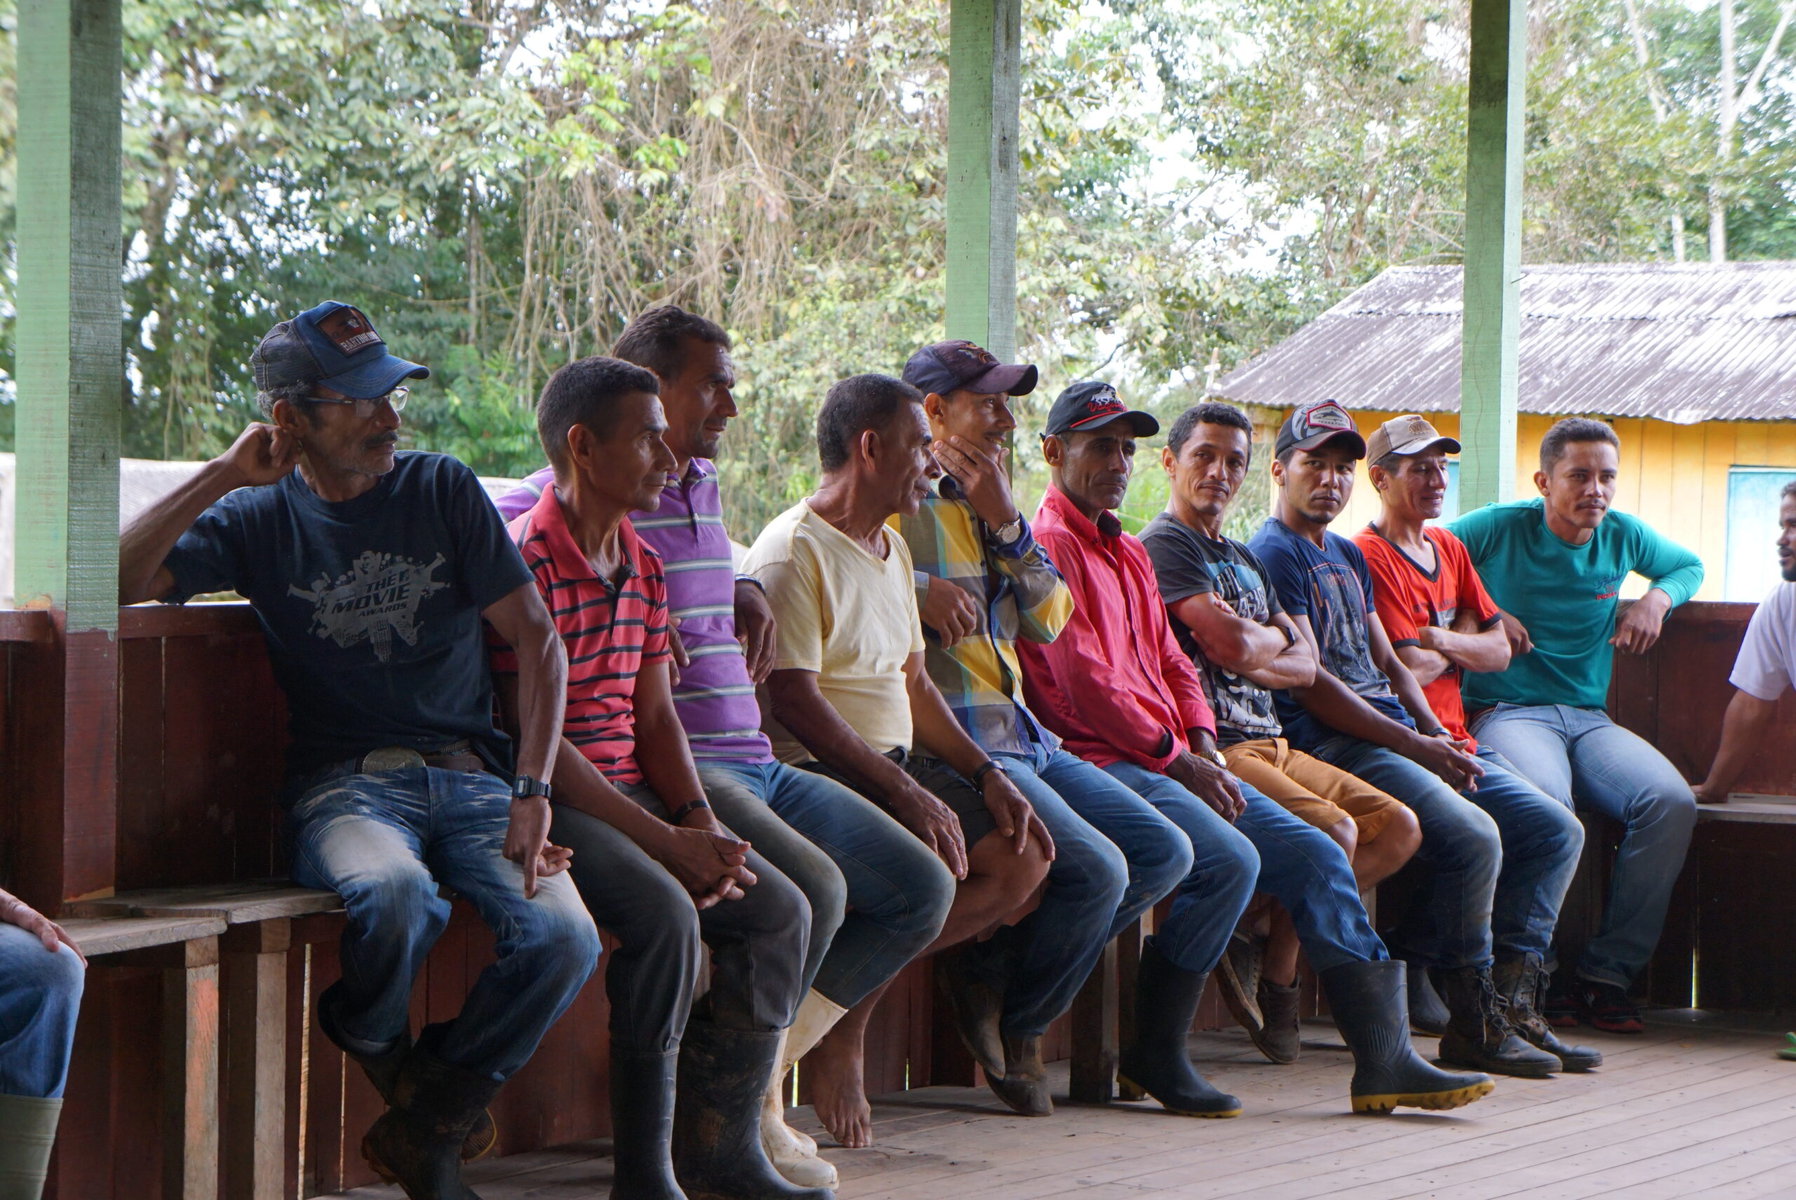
320,1014,1796,1199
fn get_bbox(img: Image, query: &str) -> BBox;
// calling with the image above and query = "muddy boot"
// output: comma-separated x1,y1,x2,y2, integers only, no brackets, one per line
933,942,1005,1080
1116,938,1242,1118
761,992,847,1189
320,985,497,1169
1438,964,1562,1078
987,1033,1053,1117
0,1094,62,1200
361,1047,502,1200
1406,962,1451,1036
610,1047,685,1200
1494,953,1602,1072
673,1019,834,1200
1320,959,1496,1114
1254,977,1303,1064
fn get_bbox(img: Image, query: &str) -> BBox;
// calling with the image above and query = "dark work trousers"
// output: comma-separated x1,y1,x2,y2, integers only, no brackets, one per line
550,786,811,1054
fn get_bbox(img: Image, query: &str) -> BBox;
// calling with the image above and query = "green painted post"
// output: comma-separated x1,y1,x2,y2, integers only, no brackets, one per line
1460,0,1525,508
14,0,123,906
946,0,1021,360
17,0,122,622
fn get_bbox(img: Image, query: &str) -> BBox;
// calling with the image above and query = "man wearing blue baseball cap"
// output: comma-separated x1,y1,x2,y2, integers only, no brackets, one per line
119,302,601,1199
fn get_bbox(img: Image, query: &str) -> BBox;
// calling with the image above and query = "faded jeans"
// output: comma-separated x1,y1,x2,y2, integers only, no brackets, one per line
0,923,84,1098
1471,704,1697,987
699,760,953,1011
1309,736,1584,971
988,745,1190,1037
286,765,601,1081
1102,762,1385,975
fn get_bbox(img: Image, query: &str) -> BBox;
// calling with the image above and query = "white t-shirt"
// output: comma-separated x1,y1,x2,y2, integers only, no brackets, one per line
742,500,925,764
1730,581,1796,701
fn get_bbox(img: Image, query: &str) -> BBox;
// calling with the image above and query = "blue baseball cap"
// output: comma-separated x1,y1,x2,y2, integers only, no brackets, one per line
250,301,429,399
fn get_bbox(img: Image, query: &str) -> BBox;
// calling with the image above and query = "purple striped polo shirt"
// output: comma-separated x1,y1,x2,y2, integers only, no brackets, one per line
497,461,774,765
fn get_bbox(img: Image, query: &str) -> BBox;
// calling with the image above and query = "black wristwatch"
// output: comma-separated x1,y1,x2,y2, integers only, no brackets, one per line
512,775,553,801
1279,623,1299,649
970,759,1007,788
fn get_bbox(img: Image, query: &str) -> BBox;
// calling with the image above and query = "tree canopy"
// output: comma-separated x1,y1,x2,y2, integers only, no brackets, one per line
1,0,1791,532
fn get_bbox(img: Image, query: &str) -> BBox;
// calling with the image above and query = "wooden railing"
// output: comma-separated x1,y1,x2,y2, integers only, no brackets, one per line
4,598,1792,1197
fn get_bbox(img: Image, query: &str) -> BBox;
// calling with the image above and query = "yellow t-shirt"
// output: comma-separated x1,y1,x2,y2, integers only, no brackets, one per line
742,500,925,764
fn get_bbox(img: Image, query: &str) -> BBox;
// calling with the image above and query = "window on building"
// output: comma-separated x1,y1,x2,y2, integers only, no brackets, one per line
1726,467,1796,601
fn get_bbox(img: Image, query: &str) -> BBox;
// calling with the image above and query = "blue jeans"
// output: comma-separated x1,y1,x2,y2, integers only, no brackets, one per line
1310,736,1579,971
987,746,1188,1037
287,766,601,1081
1471,704,1698,987
1102,762,1383,974
701,761,955,1010
0,923,84,1098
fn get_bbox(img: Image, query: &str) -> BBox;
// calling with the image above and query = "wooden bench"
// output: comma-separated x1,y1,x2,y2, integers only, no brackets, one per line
60,914,228,1200
65,881,342,1200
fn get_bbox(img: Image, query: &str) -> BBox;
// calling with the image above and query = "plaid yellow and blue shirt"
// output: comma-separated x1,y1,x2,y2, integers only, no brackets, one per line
892,475,1074,756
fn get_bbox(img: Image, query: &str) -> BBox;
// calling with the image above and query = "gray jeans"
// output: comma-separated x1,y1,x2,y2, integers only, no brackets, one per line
550,784,811,1052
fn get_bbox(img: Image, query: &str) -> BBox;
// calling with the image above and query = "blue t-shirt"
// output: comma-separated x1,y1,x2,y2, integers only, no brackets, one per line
1247,517,1414,751
164,452,533,778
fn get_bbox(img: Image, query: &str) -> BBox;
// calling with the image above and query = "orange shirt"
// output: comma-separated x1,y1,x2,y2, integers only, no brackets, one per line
1352,524,1500,748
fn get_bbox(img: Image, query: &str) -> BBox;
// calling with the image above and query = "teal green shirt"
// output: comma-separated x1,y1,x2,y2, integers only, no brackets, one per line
1447,498,1704,710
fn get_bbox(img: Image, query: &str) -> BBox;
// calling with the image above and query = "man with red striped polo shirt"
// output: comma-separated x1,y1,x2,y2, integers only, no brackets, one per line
497,309,952,1184
491,354,829,1200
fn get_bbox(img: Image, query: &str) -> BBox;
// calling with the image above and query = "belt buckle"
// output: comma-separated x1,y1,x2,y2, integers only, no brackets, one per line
361,747,427,773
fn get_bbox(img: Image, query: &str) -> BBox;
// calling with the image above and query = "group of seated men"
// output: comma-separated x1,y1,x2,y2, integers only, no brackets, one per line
5,296,1785,1200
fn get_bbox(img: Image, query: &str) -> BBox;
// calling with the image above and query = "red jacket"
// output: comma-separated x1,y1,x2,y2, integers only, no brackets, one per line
1018,485,1216,770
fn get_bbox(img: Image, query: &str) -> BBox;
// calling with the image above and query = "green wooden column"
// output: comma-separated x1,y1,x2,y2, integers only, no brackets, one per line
15,0,123,903
946,0,1022,359
1459,0,1526,508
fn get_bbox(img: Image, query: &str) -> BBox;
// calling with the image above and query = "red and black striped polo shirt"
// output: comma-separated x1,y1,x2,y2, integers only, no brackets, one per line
489,485,670,785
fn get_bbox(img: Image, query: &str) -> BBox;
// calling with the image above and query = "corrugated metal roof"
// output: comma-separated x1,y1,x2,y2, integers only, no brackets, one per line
1213,262,1796,423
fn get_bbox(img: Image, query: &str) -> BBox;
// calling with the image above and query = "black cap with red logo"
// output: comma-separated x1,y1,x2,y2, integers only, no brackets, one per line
1043,380,1160,438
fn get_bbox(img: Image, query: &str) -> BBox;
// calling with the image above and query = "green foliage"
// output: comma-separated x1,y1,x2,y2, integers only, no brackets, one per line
1,0,1793,531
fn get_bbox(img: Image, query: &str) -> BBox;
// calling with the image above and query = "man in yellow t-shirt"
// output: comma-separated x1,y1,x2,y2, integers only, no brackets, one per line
742,372,1053,1150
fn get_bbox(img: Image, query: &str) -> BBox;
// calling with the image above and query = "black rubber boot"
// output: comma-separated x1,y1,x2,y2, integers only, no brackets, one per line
1493,954,1603,1072
1438,964,1563,1078
361,1046,502,1200
1116,938,1242,1118
320,985,498,1169
610,1047,687,1200
1319,959,1496,1114
671,1019,835,1200
1406,962,1451,1036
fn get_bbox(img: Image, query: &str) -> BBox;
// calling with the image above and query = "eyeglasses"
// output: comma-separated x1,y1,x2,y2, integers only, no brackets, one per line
304,387,410,418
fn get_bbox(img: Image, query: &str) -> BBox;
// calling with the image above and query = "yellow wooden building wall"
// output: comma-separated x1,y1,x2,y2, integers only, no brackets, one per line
1251,409,1796,602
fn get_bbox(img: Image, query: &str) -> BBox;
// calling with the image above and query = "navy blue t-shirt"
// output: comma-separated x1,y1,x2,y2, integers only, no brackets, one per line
1246,516,1414,751
164,452,533,778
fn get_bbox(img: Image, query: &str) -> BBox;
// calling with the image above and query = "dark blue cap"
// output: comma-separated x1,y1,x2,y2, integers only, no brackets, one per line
250,301,428,399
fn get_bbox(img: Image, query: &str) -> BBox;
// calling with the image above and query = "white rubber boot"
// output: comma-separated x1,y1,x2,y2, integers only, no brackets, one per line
761,990,849,1188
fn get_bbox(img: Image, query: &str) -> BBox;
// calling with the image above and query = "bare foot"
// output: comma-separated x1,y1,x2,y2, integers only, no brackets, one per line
804,1023,874,1148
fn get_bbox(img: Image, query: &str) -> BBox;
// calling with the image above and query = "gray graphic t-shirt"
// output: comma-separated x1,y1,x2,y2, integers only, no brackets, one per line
1247,516,1415,752
1140,514,1284,747
165,452,533,777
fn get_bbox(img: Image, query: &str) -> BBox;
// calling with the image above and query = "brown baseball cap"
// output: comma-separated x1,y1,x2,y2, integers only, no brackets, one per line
1366,414,1461,464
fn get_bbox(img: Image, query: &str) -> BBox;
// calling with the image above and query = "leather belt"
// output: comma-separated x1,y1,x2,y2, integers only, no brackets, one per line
355,743,487,775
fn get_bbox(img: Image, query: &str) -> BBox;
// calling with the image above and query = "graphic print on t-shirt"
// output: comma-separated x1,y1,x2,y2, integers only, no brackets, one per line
289,550,449,662
1308,558,1387,700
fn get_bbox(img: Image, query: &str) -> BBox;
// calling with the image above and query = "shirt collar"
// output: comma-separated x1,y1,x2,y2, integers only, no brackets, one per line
1043,483,1124,541
529,484,642,585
